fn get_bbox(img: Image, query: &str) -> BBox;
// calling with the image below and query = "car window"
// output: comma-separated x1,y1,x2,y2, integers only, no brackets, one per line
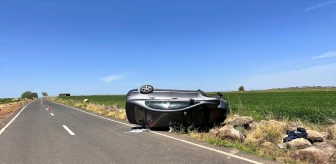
168,101,190,109
145,101,169,109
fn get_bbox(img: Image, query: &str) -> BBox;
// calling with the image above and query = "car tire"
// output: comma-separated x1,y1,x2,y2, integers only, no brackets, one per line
140,85,154,94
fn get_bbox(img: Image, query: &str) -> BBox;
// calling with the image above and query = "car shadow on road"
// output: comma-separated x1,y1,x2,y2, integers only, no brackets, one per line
131,126,170,131
131,125,211,133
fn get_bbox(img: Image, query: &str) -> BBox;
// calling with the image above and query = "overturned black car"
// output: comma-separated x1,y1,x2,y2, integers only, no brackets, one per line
125,85,230,130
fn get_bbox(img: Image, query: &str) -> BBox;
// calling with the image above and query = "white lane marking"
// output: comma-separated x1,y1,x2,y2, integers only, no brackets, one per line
62,125,75,135
51,101,262,164
50,113,54,116
0,102,33,136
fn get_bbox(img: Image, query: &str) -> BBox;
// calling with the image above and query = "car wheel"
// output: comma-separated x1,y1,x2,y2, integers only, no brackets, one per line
140,85,154,94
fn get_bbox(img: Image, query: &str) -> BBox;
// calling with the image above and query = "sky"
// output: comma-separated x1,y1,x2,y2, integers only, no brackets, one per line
1,0,336,97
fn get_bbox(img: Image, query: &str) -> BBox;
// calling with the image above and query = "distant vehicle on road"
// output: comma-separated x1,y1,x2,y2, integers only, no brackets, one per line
125,85,230,130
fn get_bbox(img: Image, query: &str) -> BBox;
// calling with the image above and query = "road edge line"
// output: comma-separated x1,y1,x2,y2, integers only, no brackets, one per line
0,101,33,136
49,100,263,164
150,131,262,164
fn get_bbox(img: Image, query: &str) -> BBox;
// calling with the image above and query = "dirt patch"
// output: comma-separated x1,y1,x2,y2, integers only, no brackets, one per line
0,100,32,129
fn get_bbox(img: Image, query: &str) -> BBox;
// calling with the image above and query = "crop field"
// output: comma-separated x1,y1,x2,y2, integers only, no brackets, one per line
212,91,336,124
56,90,336,124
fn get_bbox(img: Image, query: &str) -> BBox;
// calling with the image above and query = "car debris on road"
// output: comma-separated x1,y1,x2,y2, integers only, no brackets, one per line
125,129,150,133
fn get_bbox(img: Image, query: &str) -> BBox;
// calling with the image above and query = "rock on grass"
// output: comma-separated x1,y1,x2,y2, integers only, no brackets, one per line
291,141,336,163
247,122,258,130
286,138,312,149
307,130,324,142
218,125,245,142
229,116,253,127
210,128,219,136
291,147,329,163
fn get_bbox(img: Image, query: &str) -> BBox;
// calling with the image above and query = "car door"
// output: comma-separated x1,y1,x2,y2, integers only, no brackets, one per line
145,91,171,100
170,92,198,101
168,92,199,110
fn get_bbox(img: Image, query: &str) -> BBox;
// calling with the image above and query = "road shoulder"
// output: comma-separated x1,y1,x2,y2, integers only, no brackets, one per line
0,100,33,130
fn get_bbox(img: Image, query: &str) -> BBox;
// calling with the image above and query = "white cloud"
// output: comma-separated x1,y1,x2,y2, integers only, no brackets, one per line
304,0,336,11
101,74,125,83
240,63,336,90
100,71,137,83
312,52,336,59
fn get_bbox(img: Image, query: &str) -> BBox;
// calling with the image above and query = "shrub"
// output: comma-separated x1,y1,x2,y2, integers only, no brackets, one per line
21,91,38,99
41,92,48,96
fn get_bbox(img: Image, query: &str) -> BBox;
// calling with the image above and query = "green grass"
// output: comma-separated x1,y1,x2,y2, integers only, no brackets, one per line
56,95,126,108
0,98,14,104
205,135,259,154
255,87,336,92
210,91,336,124
56,89,336,125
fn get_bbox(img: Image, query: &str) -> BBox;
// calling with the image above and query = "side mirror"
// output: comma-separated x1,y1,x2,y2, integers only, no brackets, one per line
215,92,223,98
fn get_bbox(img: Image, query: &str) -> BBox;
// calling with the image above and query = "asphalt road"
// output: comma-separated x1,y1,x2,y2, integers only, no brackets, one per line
0,98,278,164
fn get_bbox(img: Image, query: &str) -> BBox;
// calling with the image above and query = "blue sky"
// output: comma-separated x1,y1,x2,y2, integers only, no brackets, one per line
1,0,336,97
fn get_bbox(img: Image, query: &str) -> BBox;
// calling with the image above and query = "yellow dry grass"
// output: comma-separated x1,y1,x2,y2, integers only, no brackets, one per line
104,111,127,120
0,101,28,115
244,120,291,161
185,116,313,164
49,98,127,121
246,120,287,145
327,125,336,140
